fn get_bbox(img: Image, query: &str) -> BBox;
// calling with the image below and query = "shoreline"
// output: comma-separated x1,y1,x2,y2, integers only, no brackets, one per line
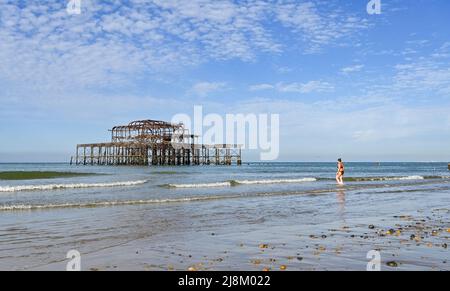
2,189,448,271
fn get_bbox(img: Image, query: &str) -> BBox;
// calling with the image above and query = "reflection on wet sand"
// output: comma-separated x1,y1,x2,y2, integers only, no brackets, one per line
336,188,346,215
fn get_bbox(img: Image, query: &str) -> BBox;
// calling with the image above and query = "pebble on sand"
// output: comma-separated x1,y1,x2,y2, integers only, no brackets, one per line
259,244,269,249
188,266,197,271
368,225,375,229
280,265,287,270
251,259,261,265
386,261,398,268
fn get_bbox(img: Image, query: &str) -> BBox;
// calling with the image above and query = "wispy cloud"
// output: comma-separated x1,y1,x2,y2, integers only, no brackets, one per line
249,84,275,91
0,0,371,95
275,1,370,53
190,82,227,97
341,64,364,74
276,81,334,93
249,81,334,94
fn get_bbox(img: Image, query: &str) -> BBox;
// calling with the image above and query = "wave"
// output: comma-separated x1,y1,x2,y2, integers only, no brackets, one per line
0,195,245,211
3,179,449,211
0,180,148,193
167,182,233,188
345,175,425,182
167,177,317,188
233,178,317,185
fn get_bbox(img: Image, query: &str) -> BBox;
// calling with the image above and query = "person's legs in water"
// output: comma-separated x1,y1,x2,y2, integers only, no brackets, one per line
336,171,344,185
339,171,344,184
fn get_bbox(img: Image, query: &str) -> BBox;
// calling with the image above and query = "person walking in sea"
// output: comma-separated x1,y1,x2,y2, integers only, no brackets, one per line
336,158,345,185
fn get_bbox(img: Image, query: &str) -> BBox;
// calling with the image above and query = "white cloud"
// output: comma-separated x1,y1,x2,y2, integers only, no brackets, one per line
275,1,370,53
394,64,450,95
249,84,275,91
249,81,334,94
276,81,334,93
0,0,371,96
359,42,450,100
341,64,364,74
190,82,227,97
232,96,450,160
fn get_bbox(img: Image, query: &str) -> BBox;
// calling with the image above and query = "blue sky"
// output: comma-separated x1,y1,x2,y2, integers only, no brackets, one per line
1,0,450,162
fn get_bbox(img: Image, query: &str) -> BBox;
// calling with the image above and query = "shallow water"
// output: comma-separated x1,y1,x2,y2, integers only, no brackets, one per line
0,162,449,270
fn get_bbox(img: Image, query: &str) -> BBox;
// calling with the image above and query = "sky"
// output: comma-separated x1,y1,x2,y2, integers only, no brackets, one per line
0,0,450,162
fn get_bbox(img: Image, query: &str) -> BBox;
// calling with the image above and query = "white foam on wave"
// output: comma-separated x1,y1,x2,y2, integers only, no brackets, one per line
374,176,425,181
168,177,317,188
168,182,232,188
235,178,317,185
0,180,148,193
0,195,242,211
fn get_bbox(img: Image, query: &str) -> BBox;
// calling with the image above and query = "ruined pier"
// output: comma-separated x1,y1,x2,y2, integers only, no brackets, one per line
73,119,242,166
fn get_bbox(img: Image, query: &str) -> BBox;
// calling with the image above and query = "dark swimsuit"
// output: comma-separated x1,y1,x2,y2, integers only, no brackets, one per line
338,163,344,175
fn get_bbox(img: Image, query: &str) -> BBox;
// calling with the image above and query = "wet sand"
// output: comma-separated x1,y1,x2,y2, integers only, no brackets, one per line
2,184,448,271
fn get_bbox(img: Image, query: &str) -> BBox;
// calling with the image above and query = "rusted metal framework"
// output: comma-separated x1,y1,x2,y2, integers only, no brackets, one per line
73,119,242,166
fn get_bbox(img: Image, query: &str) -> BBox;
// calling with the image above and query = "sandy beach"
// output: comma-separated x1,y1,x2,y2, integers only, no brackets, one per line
0,163,448,271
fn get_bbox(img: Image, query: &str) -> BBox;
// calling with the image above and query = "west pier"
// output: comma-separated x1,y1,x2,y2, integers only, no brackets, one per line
73,119,242,166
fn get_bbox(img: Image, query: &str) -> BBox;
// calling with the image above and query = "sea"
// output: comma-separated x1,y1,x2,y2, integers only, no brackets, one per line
0,162,449,270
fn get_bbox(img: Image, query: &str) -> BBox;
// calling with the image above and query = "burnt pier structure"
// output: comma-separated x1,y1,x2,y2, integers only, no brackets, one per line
73,119,242,166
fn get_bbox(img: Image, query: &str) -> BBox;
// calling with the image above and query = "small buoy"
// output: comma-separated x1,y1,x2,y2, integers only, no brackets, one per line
280,265,287,270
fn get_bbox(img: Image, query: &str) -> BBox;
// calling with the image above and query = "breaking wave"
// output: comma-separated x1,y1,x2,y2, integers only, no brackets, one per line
234,178,317,185
167,178,317,188
345,176,425,182
167,182,233,188
0,195,246,211
0,180,148,193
